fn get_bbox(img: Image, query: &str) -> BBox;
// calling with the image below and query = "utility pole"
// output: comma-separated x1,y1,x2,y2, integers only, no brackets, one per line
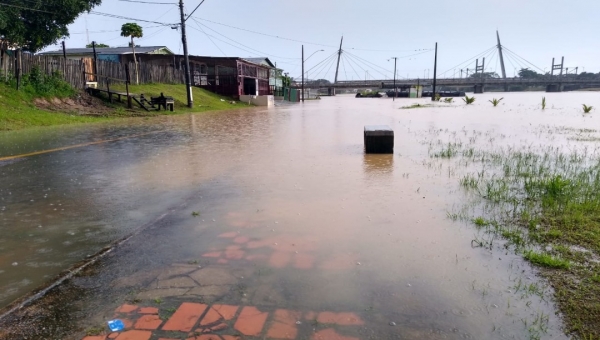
333,36,343,84
179,0,193,108
302,45,304,102
391,57,397,101
431,42,437,102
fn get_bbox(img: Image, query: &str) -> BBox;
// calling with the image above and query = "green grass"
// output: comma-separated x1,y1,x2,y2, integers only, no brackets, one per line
0,82,246,131
523,251,571,269
444,138,600,337
111,83,245,114
0,82,107,131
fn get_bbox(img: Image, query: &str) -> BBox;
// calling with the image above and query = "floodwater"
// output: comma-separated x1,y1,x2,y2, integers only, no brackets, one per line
1,91,599,339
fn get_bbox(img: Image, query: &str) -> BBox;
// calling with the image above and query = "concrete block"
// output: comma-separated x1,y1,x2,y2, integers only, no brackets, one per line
240,95,274,107
364,125,394,154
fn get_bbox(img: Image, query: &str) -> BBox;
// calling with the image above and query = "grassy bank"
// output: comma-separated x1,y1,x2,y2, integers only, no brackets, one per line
0,82,109,131
438,136,600,338
0,81,244,131
110,83,242,114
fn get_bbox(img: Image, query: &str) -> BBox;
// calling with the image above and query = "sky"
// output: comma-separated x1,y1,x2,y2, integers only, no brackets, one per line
45,0,600,81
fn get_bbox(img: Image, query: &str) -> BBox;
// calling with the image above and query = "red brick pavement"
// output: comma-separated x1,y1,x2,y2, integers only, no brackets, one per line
82,303,363,340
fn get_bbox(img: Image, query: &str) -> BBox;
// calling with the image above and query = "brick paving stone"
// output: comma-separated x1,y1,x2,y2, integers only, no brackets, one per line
108,333,119,339
202,252,222,258
115,304,138,313
317,312,364,326
294,253,315,269
266,309,301,339
138,307,159,314
311,328,360,340
233,236,250,244
233,306,268,336
162,302,208,332
269,251,292,268
212,305,238,320
199,307,221,326
158,338,179,340
114,330,152,340
218,232,238,238
245,254,268,261
134,314,163,330
224,249,245,260
217,259,229,264
121,319,134,329
82,336,106,340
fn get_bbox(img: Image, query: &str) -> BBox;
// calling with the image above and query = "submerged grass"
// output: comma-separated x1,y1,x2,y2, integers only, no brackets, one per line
445,139,600,337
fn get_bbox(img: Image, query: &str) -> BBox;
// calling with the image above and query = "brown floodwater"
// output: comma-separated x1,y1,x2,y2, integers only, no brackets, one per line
1,92,599,338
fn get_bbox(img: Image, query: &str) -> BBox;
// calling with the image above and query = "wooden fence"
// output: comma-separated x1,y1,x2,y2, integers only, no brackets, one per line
0,51,187,90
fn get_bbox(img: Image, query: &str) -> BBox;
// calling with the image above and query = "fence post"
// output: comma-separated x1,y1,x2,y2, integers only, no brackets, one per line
125,64,132,109
15,50,20,90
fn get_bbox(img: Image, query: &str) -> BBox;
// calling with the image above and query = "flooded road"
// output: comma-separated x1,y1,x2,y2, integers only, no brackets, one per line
1,92,599,339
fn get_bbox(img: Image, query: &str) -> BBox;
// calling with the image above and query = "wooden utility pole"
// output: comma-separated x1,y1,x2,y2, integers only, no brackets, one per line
431,43,438,102
179,0,193,108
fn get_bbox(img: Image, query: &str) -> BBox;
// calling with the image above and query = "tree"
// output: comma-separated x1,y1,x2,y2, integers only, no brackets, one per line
518,68,542,78
0,0,102,52
468,72,499,79
86,43,110,48
121,23,143,84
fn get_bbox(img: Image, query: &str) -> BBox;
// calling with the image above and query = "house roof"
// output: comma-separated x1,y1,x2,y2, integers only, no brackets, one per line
243,57,276,68
39,46,173,56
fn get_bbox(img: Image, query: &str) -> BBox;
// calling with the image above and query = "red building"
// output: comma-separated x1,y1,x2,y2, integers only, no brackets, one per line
121,54,272,98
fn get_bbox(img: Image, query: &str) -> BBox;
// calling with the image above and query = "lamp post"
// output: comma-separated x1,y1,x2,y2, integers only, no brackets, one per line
389,57,398,101
302,48,324,102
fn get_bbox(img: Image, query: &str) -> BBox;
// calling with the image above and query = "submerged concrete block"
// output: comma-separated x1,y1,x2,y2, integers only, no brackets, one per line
364,125,394,154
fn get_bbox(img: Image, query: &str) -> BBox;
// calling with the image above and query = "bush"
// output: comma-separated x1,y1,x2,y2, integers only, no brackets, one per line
2,66,75,98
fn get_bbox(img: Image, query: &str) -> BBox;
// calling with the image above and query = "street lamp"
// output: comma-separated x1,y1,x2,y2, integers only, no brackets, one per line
302,47,324,102
389,57,398,101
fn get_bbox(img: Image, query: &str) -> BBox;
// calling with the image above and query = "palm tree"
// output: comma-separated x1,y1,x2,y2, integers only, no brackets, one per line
121,23,143,84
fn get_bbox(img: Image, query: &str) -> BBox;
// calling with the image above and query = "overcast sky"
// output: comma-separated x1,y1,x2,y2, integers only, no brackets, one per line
48,0,599,80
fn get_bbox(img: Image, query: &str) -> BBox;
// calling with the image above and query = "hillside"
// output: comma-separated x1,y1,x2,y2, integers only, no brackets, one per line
0,83,244,131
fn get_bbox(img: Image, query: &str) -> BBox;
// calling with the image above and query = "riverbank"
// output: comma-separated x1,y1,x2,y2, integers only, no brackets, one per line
0,83,244,131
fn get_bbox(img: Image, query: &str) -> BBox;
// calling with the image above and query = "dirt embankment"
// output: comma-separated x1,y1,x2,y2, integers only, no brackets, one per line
33,92,114,116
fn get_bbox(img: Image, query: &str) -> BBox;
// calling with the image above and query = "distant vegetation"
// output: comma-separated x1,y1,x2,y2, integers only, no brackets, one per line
463,95,476,105
489,98,503,107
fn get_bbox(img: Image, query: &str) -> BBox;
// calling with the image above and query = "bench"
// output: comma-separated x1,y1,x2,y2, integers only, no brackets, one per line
149,93,174,111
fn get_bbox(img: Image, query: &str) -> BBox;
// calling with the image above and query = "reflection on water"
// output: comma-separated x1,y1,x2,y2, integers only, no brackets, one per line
1,92,599,338
363,154,394,175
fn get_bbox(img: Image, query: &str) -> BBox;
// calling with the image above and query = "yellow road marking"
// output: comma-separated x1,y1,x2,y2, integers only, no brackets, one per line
0,131,162,162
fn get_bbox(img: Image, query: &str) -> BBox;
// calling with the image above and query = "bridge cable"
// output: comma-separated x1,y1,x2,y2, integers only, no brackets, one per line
502,47,545,73
341,55,349,81
342,54,363,81
297,52,339,79
344,52,396,79
344,53,391,80
439,45,496,77
297,53,337,80
344,51,396,77
310,55,337,81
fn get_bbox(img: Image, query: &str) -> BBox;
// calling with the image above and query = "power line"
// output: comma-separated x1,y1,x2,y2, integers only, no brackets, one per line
190,19,226,56
185,0,207,21
191,19,300,60
193,17,337,48
117,0,176,4
90,11,174,26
